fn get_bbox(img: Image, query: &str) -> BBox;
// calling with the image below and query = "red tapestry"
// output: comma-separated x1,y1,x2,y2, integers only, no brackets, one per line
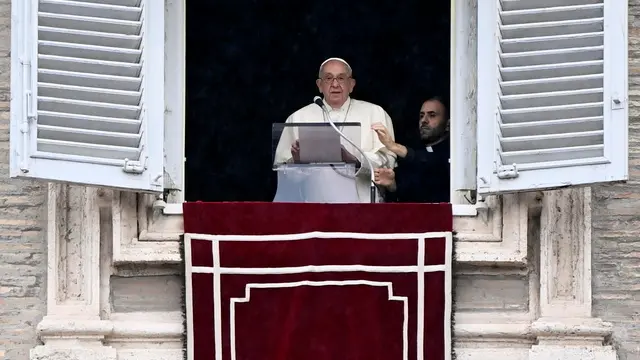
183,202,453,360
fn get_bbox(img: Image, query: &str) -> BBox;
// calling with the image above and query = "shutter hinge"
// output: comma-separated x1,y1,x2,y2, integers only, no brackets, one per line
19,57,36,173
19,92,31,173
122,158,146,174
497,163,519,179
25,90,36,120
21,59,36,120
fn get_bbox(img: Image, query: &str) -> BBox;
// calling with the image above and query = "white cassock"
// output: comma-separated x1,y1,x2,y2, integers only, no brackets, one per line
273,97,397,203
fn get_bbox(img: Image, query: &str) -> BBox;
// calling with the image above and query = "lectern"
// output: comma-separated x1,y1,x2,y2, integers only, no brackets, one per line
271,122,367,203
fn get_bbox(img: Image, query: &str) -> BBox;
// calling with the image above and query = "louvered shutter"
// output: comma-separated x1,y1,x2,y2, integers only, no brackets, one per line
476,0,628,195
10,0,164,192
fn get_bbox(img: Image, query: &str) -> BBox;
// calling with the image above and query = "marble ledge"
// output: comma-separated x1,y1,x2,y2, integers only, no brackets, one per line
531,318,613,340
37,312,184,341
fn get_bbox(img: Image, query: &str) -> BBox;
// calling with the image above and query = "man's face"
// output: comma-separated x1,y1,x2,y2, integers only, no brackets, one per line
316,60,355,108
419,99,448,143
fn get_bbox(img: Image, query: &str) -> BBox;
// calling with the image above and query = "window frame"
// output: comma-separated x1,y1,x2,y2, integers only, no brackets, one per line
161,0,480,217
163,0,186,196
117,0,530,267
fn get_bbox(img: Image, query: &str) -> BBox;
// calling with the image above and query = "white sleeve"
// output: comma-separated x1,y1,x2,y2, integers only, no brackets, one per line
356,107,397,176
273,113,296,165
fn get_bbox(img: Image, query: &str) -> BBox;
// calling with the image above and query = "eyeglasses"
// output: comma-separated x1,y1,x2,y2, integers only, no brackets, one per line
320,75,351,84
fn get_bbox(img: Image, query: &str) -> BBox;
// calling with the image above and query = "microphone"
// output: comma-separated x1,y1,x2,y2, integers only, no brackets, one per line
313,96,377,203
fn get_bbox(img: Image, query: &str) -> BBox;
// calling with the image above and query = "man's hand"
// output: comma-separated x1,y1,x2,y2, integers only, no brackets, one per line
374,168,396,191
291,140,300,163
371,123,395,148
371,123,408,158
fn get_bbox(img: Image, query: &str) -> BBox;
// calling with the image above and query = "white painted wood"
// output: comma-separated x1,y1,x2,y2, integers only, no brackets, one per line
10,0,165,192
163,0,185,195
450,0,477,196
476,0,628,195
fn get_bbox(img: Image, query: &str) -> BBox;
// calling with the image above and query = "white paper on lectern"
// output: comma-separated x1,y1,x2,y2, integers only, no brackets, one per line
272,165,359,203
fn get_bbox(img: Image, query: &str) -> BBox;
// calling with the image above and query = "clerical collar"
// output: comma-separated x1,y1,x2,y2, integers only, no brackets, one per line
323,97,351,112
424,134,450,151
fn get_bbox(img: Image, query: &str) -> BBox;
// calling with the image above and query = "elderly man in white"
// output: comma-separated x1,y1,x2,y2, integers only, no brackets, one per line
273,57,397,203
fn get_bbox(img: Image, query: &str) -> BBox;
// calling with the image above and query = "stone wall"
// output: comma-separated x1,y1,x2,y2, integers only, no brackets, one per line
0,0,48,359
591,1,640,360
0,0,634,359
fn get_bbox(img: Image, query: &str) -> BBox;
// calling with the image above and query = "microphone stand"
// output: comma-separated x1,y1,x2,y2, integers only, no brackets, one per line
314,97,377,203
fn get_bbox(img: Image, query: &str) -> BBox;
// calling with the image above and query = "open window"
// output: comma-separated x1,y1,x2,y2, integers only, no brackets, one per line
181,1,453,205
9,0,628,211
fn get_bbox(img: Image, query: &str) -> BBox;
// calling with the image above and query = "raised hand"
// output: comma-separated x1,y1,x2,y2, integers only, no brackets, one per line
371,123,394,148
371,123,407,158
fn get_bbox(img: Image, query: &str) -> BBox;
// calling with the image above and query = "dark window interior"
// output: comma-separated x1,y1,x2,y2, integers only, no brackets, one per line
185,1,451,202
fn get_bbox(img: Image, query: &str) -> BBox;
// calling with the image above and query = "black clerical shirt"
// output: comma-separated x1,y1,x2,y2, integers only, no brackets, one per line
384,137,450,203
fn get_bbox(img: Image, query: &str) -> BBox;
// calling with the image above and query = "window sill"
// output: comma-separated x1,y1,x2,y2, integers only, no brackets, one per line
163,203,184,215
452,204,479,217
162,203,480,217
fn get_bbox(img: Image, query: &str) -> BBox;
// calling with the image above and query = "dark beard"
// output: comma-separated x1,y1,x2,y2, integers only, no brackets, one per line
420,123,448,144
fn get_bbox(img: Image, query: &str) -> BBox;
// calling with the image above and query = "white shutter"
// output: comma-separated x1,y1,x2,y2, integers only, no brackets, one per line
476,0,628,195
10,0,164,192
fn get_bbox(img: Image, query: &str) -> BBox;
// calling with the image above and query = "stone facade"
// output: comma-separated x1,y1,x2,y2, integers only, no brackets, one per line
591,2,640,360
0,0,48,359
0,0,636,359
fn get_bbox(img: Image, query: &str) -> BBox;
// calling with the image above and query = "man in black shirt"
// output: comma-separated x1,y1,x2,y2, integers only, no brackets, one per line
371,96,450,203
